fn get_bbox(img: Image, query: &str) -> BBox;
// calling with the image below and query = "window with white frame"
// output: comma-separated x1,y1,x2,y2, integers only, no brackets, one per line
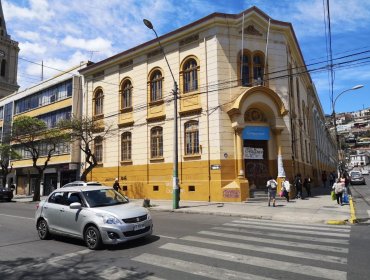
150,70,163,102
185,121,199,155
151,126,163,158
121,132,131,161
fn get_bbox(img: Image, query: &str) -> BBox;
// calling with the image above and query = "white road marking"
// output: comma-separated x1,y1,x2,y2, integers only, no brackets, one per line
197,230,348,253
212,226,349,244
156,234,177,239
0,213,34,220
235,219,351,232
98,266,165,280
223,222,350,238
160,243,347,280
133,253,277,280
240,218,351,229
182,235,347,264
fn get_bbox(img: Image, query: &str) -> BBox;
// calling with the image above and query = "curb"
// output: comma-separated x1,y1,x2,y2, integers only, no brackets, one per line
349,196,358,224
326,219,348,225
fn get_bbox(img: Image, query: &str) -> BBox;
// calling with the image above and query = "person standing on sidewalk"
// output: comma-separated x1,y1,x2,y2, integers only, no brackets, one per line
294,173,303,199
332,178,345,205
113,178,121,192
303,176,312,197
281,177,290,202
266,176,278,207
321,171,327,188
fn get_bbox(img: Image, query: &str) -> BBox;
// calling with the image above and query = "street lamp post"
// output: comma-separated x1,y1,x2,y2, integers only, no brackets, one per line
332,85,364,172
143,19,179,209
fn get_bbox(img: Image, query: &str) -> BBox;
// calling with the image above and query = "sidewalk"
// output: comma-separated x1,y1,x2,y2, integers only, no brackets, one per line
13,187,352,225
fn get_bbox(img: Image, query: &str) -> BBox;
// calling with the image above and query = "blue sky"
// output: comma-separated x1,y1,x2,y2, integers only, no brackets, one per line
3,0,370,114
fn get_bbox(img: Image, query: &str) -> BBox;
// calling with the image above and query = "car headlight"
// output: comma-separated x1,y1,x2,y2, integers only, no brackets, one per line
146,211,152,220
99,214,122,225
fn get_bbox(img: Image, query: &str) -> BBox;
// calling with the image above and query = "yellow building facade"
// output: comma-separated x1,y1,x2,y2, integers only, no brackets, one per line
79,7,337,202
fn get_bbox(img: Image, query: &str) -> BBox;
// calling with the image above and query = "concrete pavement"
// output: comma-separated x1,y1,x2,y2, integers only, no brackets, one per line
13,186,353,225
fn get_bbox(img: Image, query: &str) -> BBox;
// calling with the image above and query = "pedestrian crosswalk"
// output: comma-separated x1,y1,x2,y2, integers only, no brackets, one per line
132,218,351,280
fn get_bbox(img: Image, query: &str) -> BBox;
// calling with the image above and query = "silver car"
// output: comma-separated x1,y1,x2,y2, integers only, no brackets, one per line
35,185,153,250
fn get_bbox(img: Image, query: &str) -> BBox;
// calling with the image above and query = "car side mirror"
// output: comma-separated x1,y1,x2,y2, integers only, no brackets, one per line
70,202,82,209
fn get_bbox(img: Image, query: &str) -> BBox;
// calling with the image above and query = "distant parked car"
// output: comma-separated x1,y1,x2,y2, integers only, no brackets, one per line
0,187,13,202
350,171,366,185
361,169,369,175
35,185,152,249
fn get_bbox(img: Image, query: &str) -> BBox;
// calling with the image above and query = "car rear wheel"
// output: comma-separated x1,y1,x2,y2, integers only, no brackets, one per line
37,219,51,240
84,226,102,250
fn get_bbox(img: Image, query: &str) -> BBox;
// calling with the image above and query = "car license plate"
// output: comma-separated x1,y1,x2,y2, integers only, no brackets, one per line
134,223,145,231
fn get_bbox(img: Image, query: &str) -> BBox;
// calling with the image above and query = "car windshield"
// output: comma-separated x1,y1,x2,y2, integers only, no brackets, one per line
82,189,129,207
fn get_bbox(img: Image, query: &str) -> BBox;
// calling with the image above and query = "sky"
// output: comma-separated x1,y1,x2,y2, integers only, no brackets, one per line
3,0,370,115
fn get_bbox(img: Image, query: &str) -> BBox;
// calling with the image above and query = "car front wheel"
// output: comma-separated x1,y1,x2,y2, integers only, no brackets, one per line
84,226,102,250
37,219,51,240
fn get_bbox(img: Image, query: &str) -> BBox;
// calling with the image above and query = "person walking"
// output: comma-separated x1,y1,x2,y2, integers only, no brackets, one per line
281,177,290,202
266,176,278,207
294,173,303,199
329,172,335,188
113,178,121,192
332,178,345,206
303,176,312,197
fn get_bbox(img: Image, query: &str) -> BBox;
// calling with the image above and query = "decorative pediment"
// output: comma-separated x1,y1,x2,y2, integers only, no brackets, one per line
239,25,263,36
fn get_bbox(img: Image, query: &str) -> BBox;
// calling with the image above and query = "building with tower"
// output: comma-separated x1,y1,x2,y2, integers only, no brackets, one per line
0,0,19,98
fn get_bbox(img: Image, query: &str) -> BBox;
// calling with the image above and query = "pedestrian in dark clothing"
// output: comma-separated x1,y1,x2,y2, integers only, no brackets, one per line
294,174,303,199
303,176,312,197
321,171,327,188
113,178,121,192
329,172,335,187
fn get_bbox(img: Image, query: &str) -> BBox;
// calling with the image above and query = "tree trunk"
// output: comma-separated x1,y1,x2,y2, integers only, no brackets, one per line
32,174,42,201
80,163,95,182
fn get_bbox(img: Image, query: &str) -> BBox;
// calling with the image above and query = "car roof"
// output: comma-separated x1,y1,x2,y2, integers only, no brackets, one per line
62,181,102,187
54,185,112,192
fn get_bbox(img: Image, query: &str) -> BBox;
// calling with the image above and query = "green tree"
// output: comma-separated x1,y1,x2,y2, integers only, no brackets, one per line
0,143,20,187
11,116,69,201
59,116,113,181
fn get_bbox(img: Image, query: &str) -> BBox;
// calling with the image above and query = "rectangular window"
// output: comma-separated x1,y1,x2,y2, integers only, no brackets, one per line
95,138,103,163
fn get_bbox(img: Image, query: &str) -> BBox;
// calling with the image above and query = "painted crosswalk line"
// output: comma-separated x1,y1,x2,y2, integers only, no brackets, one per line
159,243,347,280
197,230,349,253
236,219,351,232
223,222,350,238
211,226,350,244
181,235,347,264
133,253,277,280
239,218,351,229
98,266,165,280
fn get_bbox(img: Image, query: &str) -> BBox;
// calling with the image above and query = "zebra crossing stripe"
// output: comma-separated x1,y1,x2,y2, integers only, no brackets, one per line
240,218,351,229
98,266,165,280
223,223,350,238
235,219,351,233
159,243,347,280
212,227,349,245
197,230,348,254
182,235,347,264
133,253,277,280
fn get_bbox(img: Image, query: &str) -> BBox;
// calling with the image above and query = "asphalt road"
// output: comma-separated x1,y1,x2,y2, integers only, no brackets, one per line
1,197,370,279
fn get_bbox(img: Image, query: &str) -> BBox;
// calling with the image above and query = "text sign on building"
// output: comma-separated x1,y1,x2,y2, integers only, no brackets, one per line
242,126,270,140
244,147,264,159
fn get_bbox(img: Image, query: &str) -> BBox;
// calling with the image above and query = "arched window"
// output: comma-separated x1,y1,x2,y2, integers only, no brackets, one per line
93,88,104,116
94,136,103,163
121,79,132,109
150,126,163,158
1,59,6,77
150,70,163,102
183,58,198,93
121,132,132,161
240,53,250,86
185,121,199,155
253,54,264,84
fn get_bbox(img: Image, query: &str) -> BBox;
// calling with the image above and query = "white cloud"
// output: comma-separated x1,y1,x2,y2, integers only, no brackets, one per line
61,36,113,55
3,0,55,21
19,41,47,56
15,31,40,41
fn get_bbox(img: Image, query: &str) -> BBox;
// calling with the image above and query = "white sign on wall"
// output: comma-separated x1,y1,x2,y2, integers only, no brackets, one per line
244,147,264,159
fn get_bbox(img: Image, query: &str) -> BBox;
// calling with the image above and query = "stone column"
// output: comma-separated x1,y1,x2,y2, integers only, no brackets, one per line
272,127,285,192
235,128,245,178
